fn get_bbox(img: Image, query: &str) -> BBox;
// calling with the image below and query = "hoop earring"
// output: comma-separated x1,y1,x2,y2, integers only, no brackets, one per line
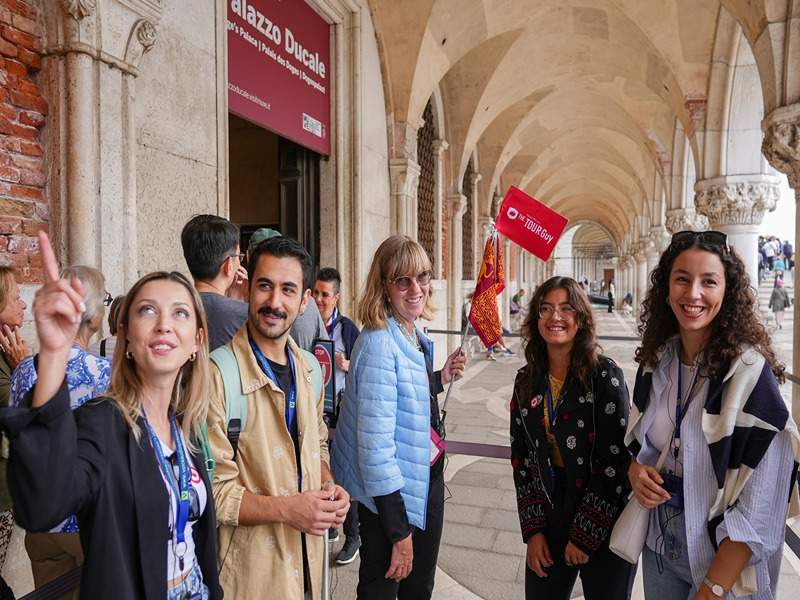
189,352,196,362
126,350,133,360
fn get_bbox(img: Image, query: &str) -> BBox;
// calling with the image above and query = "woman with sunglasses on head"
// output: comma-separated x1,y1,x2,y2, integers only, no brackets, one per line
2,233,222,600
510,276,634,600
331,235,465,600
626,230,800,600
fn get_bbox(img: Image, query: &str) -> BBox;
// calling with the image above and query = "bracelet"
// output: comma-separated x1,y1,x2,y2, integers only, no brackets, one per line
322,479,335,488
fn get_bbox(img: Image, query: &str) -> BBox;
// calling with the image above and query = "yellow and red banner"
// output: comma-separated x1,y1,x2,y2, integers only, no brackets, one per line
468,234,505,348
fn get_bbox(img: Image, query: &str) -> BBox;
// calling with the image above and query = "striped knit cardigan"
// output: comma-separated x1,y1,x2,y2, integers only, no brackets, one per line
625,343,800,595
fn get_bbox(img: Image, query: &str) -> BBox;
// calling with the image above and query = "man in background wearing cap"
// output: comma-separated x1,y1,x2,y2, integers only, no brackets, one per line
182,214,249,351
248,228,328,351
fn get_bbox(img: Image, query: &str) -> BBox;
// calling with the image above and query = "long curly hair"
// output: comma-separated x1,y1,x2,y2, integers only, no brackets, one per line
636,236,784,381
522,276,600,390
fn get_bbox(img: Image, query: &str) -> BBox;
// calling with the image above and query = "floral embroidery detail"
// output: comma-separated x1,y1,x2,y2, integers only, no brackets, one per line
586,392,594,403
516,417,522,425
566,435,577,450
620,417,626,427
578,396,585,404
531,394,543,408
521,408,529,417
577,419,584,428
604,402,616,414
609,444,619,455
577,457,584,465
605,466,616,478
601,370,607,378
611,377,620,387
616,485,623,494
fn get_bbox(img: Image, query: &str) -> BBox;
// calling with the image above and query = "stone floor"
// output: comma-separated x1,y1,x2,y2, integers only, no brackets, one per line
327,299,800,599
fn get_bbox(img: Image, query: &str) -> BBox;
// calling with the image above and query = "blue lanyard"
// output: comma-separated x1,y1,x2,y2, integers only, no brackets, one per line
545,379,564,430
144,414,191,568
250,340,297,433
674,363,698,456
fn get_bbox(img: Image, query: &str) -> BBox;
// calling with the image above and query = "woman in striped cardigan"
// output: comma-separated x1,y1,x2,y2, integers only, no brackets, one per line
626,230,800,600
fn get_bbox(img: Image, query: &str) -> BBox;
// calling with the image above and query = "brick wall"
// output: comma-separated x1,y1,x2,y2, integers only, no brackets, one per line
0,0,45,284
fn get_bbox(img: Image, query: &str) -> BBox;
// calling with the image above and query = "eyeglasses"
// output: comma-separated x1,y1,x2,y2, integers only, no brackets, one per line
390,270,433,292
102,292,113,306
227,252,245,262
538,303,577,319
670,230,728,250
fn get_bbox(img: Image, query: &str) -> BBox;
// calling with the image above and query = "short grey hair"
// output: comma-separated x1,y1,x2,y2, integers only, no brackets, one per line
60,265,106,334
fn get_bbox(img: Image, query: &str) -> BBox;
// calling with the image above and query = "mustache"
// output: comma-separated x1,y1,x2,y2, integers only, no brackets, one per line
258,306,287,319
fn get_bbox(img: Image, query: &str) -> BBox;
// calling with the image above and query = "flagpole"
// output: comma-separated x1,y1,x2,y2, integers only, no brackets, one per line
440,320,470,424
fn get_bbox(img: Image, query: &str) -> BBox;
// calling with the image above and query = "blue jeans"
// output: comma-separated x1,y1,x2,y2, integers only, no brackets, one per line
642,505,697,600
167,563,209,600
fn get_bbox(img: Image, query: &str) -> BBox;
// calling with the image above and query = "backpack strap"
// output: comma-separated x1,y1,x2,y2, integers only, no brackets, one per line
299,349,323,404
198,422,216,483
99,338,107,357
210,345,247,461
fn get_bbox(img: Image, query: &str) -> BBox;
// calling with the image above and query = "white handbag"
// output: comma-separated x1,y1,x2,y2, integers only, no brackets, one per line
609,441,671,564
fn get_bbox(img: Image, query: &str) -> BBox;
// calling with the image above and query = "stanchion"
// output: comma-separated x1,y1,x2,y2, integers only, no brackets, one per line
322,532,330,600
440,321,470,425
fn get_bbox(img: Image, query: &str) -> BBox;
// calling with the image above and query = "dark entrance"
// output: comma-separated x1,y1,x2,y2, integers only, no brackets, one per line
228,113,321,265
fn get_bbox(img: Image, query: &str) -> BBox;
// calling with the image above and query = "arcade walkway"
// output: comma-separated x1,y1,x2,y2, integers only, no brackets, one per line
327,302,800,599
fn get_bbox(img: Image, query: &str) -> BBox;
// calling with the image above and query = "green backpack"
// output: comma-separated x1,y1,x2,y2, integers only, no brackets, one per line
199,344,323,484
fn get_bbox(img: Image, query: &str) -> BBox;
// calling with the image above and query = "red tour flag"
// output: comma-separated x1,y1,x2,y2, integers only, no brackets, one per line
495,186,569,261
468,234,505,348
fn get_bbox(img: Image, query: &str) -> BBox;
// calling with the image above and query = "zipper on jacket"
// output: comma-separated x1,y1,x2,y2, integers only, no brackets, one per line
515,385,554,509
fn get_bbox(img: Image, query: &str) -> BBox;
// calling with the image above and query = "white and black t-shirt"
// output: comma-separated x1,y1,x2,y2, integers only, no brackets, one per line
156,434,208,587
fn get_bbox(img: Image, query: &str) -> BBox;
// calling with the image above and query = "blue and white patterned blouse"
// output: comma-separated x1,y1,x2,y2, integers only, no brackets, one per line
10,344,112,533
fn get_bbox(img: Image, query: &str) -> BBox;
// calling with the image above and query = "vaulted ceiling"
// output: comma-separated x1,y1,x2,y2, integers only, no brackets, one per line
369,0,786,254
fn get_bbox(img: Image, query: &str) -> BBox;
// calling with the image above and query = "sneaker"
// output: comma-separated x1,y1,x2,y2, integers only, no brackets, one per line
328,528,339,542
336,537,360,565
486,353,496,361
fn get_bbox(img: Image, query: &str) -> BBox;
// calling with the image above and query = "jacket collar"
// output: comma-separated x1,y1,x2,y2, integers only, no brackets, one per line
387,316,430,364
229,323,313,395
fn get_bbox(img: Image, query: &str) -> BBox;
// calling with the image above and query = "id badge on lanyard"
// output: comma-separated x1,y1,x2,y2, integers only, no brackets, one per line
145,414,191,572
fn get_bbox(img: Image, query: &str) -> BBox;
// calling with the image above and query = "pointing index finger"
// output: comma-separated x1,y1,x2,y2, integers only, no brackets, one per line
38,231,60,283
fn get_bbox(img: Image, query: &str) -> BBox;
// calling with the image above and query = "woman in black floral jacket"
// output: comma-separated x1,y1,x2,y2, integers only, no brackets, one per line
510,276,634,599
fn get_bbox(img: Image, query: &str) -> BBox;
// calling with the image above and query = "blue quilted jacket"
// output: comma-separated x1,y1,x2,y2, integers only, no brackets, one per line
331,317,432,530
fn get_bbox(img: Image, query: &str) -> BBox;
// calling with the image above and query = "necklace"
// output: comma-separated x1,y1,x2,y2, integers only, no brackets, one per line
396,318,421,350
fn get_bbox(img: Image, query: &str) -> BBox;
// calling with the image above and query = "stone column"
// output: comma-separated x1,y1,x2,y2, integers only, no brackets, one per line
44,1,163,292
432,139,449,277
762,102,800,419
446,193,467,352
635,245,648,314
694,175,780,284
389,158,422,239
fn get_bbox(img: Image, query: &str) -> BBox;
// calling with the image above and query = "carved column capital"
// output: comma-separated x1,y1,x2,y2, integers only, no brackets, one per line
694,175,780,227
762,103,800,189
649,226,671,253
391,122,419,161
432,139,449,156
63,0,96,20
448,193,468,220
665,208,708,233
389,158,421,197
478,215,493,239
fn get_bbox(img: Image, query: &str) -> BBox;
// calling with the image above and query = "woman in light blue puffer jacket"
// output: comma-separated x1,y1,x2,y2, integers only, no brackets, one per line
331,235,465,600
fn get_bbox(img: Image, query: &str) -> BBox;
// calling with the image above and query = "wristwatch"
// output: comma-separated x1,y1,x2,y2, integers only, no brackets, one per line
703,576,726,598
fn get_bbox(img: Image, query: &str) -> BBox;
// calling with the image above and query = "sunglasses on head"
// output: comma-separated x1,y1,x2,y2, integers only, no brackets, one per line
670,230,728,250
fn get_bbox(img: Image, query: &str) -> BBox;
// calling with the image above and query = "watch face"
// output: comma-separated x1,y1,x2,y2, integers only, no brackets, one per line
711,583,725,596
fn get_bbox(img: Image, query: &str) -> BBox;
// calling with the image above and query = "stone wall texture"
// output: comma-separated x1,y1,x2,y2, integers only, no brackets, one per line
0,0,44,284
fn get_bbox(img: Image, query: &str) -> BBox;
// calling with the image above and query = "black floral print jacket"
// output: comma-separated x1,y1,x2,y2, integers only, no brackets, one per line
510,355,632,556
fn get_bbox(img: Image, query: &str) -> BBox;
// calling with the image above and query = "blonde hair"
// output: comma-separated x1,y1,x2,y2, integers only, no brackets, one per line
0,267,16,314
60,265,105,336
109,271,210,447
357,235,434,329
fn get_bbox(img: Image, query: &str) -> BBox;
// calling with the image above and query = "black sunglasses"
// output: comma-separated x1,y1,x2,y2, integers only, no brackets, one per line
670,230,728,250
102,292,113,306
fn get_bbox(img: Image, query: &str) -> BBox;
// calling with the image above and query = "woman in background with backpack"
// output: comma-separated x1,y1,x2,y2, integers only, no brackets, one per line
2,232,222,600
